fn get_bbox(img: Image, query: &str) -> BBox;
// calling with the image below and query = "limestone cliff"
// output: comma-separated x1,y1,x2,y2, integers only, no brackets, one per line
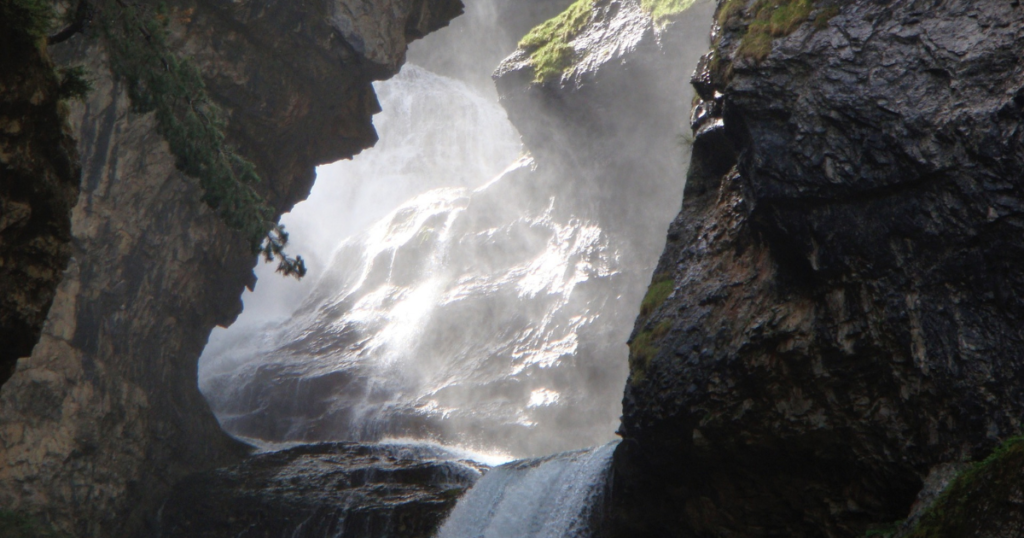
0,0,461,536
613,0,1024,536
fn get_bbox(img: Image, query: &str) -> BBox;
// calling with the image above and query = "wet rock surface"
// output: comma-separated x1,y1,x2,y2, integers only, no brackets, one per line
0,0,461,536
614,0,1024,536
157,442,483,538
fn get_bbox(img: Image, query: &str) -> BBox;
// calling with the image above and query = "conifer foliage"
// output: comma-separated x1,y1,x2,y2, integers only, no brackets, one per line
99,0,306,277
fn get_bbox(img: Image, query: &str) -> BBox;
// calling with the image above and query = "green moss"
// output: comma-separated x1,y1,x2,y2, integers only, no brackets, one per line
814,4,840,29
642,0,698,25
720,0,838,63
736,25,774,60
640,273,674,317
903,436,1024,538
0,511,69,538
716,0,747,26
737,0,814,61
628,330,657,383
628,320,673,385
518,0,594,83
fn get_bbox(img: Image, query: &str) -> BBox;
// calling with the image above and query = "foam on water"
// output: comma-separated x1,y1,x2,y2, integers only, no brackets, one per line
436,442,618,538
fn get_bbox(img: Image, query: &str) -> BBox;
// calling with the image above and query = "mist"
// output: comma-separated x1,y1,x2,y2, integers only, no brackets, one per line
199,0,715,458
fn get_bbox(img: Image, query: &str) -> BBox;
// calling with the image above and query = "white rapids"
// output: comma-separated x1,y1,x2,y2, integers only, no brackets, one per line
436,442,618,538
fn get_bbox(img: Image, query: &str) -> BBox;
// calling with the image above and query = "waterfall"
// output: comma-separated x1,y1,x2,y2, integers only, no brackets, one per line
199,63,522,331
198,158,630,456
198,0,700,459
436,442,617,538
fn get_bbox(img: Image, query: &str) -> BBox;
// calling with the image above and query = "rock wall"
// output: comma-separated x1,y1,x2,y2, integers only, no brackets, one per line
0,0,461,536
0,7,81,388
157,443,484,538
613,0,1024,536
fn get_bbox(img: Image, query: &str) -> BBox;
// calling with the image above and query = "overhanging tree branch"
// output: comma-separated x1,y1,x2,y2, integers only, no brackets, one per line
47,0,94,44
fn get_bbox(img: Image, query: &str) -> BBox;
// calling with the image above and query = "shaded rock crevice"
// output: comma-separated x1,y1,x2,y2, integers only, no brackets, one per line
0,8,81,388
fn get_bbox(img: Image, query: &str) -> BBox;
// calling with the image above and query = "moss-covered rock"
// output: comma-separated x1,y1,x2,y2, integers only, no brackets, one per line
518,0,594,82
642,0,698,25
515,0,703,83
899,437,1024,538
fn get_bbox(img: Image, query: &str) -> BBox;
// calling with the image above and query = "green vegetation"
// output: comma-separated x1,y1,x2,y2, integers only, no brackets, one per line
642,0,697,25
716,0,747,26
902,436,1024,537
518,0,593,83
714,0,839,63
814,4,840,29
99,0,305,277
57,65,92,100
737,0,814,60
630,273,676,383
639,273,674,317
1,0,56,44
628,320,672,385
1,0,93,104
0,510,69,538
518,0,702,81
3,0,304,278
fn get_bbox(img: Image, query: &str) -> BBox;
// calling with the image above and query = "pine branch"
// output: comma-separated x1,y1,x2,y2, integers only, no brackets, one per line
99,0,305,279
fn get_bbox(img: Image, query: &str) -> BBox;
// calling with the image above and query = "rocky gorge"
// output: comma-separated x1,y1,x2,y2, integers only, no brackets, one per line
2,0,1024,537
0,0,461,535
613,0,1024,536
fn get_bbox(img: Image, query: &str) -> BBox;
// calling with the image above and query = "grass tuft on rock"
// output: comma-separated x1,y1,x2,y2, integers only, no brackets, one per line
642,0,698,25
518,0,594,83
717,0,747,26
629,320,673,385
639,273,675,317
736,0,814,61
718,0,838,63
903,436,1024,537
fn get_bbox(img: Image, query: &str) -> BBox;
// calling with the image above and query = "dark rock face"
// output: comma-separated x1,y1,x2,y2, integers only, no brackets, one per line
0,19,80,387
158,443,483,538
895,437,1024,538
615,0,1024,536
0,1,461,536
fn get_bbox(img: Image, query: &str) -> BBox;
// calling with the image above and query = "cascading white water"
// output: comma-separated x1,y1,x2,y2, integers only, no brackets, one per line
199,0,705,461
199,154,630,455
205,63,522,329
436,442,618,538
